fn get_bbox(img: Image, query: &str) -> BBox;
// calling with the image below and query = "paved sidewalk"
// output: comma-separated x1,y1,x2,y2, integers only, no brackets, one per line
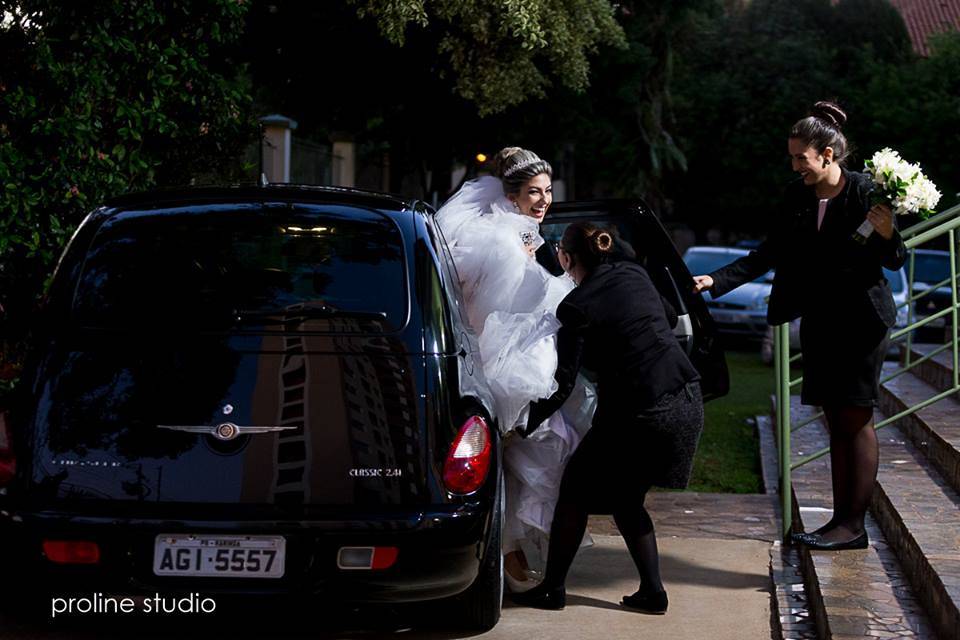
487,534,773,640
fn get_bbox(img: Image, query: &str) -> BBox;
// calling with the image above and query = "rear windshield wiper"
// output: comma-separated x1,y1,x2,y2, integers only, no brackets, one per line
233,304,388,324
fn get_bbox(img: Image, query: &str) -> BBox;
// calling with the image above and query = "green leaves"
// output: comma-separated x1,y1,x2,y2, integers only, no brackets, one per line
350,0,626,116
0,0,255,358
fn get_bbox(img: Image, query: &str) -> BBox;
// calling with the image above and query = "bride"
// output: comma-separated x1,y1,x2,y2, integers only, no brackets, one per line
435,147,595,591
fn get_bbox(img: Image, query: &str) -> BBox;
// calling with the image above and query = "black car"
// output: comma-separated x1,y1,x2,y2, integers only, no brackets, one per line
0,185,726,628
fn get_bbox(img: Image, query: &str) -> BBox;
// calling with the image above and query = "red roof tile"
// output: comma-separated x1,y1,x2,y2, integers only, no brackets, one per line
887,0,960,56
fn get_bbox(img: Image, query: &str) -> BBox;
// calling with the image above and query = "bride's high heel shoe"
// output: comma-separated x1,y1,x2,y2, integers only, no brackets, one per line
505,567,541,593
505,571,532,593
504,549,541,593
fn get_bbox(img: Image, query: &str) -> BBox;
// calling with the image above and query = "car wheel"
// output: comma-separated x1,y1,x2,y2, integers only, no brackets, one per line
453,473,503,631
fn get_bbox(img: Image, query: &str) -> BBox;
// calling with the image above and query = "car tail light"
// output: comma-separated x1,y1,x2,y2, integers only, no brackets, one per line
337,546,399,570
43,540,101,564
442,416,492,495
0,410,15,486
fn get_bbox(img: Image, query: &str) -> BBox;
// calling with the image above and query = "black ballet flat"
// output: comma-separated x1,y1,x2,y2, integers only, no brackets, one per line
509,584,566,610
621,589,668,614
794,531,868,551
790,531,821,546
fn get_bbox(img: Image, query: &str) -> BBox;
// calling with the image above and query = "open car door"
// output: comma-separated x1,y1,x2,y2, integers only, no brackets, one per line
541,200,729,401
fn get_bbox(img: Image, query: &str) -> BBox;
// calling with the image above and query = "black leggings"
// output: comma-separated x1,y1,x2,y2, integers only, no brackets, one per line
542,483,662,593
540,382,702,591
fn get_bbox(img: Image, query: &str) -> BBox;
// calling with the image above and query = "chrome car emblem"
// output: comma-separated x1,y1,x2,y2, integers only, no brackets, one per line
222,404,234,415
214,422,239,441
157,423,297,440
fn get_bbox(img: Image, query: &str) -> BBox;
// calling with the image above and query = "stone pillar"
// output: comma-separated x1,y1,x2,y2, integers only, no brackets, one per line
331,133,355,188
259,114,298,183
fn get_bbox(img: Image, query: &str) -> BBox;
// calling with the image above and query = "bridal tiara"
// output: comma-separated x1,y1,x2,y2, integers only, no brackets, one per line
503,158,541,178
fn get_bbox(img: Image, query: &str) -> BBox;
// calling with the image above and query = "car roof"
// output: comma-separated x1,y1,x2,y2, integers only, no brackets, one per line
104,184,414,212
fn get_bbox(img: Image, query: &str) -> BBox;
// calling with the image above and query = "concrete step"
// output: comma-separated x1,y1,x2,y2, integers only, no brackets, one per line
902,343,959,397
786,401,938,639
881,361,960,496
872,418,960,640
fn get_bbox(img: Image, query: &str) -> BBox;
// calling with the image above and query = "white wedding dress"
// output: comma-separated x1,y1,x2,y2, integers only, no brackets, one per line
435,175,596,560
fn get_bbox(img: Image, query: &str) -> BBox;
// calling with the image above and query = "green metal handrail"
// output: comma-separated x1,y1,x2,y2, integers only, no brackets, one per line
901,203,960,239
774,205,960,540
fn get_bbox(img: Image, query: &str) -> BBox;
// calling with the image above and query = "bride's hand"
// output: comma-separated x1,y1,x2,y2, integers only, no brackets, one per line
525,245,536,259
692,275,714,293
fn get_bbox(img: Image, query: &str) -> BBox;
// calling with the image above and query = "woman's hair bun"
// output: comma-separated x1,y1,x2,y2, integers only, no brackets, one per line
811,101,847,129
594,231,613,253
491,147,524,179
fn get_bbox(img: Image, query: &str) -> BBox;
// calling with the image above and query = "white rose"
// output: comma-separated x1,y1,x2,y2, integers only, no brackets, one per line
869,148,903,187
915,176,942,213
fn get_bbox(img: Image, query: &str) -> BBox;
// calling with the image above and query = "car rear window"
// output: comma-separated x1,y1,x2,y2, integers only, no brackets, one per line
72,204,408,332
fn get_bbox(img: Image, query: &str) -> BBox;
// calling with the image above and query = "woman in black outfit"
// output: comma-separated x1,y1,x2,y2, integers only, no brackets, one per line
693,101,907,550
511,222,704,613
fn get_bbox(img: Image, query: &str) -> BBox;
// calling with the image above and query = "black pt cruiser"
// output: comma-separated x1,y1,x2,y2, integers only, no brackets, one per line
0,185,727,629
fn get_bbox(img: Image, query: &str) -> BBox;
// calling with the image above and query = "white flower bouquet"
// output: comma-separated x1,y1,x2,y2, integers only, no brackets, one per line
854,148,941,242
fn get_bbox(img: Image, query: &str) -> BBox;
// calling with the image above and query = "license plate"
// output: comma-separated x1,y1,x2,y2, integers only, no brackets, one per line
153,535,285,578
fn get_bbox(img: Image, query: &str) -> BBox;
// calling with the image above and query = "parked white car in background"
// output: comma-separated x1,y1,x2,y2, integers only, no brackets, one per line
683,246,772,341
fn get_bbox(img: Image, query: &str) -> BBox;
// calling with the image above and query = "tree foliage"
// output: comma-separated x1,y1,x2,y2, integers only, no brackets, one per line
846,32,960,208
348,0,627,116
669,0,957,236
0,0,254,373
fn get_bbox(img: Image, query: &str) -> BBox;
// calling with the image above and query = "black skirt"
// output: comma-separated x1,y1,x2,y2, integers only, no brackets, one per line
799,298,890,408
558,381,704,513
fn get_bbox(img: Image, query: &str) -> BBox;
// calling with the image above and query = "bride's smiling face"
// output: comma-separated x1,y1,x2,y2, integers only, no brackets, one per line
509,173,553,223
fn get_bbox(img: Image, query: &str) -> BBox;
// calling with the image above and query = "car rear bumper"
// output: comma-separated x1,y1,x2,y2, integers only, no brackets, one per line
0,505,494,603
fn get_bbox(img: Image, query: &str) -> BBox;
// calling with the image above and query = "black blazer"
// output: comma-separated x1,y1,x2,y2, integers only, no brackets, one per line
709,169,907,326
526,261,700,432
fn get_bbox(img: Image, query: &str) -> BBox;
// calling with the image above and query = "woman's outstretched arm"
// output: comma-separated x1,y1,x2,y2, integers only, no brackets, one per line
521,303,586,436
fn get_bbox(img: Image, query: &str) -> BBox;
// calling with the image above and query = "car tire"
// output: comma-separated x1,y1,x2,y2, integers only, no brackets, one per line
452,472,503,631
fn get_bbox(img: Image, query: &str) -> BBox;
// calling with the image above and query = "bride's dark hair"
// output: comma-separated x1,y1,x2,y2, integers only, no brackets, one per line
492,147,552,195
789,100,852,166
560,222,619,272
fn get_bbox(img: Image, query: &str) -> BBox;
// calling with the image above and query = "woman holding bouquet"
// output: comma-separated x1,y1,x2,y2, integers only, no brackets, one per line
692,101,906,550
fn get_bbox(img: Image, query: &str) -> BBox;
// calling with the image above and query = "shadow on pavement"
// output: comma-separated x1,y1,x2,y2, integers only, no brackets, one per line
567,541,770,593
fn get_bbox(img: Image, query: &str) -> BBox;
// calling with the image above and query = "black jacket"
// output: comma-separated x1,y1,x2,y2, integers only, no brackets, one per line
709,169,907,326
526,261,700,433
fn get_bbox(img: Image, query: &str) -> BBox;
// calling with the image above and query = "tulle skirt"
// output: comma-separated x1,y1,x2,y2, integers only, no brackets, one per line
502,376,597,559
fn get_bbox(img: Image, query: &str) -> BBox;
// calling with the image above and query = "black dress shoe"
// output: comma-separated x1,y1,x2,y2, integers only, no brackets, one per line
790,531,820,546
509,584,566,610
621,589,668,614
794,531,868,551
